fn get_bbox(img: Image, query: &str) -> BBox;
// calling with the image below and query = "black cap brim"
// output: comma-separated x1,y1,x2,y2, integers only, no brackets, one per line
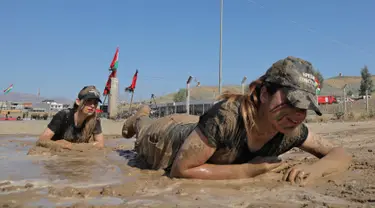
81,95,102,103
285,89,322,116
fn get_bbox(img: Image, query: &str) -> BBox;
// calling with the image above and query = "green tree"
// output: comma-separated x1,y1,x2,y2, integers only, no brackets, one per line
347,90,353,97
173,88,187,102
313,69,324,88
359,65,373,96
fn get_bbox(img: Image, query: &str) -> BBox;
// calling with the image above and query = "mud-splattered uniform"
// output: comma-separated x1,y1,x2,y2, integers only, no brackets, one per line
47,108,102,143
134,99,308,173
131,56,322,174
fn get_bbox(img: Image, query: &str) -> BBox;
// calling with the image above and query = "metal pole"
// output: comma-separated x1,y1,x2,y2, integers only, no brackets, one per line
186,83,190,114
151,94,158,109
241,76,247,95
366,89,369,114
186,76,193,115
343,85,347,114
129,91,135,111
218,0,223,95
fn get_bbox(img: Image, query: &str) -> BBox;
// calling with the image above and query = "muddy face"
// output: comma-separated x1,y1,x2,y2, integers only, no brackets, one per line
77,99,98,116
261,89,307,134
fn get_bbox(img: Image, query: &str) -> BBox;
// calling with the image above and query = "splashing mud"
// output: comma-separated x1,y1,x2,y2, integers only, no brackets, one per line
1,121,375,207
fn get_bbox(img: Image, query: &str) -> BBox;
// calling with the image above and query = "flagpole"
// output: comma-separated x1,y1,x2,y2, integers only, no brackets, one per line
218,0,223,95
129,91,135,111
103,95,108,106
151,94,158,109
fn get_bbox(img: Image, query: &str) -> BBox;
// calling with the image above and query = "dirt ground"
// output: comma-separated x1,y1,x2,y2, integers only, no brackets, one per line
0,119,125,139
0,119,374,207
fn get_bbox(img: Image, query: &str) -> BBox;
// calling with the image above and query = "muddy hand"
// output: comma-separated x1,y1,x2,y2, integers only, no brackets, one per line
93,142,104,148
56,140,73,150
282,165,321,186
270,162,291,173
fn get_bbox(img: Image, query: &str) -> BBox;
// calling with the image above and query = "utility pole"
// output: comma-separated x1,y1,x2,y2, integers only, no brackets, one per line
343,84,347,114
366,89,369,114
186,76,193,115
218,0,223,95
241,76,247,94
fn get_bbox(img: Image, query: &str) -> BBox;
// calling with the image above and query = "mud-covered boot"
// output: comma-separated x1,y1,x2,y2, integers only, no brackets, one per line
121,105,151,138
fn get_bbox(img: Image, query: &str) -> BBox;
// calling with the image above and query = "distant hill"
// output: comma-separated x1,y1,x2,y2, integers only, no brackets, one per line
2,75,373,105
149,85,243,104
0,92,73,104
149,75,374,104
325,75,375,94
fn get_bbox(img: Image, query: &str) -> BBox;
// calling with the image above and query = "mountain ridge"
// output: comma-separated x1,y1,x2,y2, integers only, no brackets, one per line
2,75,374,105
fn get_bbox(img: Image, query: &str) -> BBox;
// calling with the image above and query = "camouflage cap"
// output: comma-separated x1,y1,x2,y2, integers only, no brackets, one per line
263,56,322,116
78,85,102,103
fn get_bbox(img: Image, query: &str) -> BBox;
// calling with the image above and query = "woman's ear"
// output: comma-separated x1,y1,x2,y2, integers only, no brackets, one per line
259,86,269,104
75,99,81,106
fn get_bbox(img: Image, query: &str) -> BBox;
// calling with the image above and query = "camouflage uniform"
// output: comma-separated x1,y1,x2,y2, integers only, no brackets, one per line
122,56,322,173
123,110,199,170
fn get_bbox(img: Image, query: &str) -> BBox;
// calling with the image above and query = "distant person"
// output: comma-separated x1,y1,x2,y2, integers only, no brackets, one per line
37,86,104,150
121,56,352,185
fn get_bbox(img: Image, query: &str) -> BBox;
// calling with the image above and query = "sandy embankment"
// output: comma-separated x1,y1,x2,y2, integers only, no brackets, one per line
0,119,125,138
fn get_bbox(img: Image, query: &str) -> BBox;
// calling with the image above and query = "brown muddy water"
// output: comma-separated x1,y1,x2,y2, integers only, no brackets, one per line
0,122,374,208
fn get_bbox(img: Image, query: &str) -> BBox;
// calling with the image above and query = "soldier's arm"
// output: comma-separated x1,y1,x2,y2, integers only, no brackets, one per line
299,131,352,175
169,128,279,180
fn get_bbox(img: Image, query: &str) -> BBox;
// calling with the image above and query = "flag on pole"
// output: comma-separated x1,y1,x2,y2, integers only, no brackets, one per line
125,70,139,92
109,47,119,72
3,84,13,94
103,47,119,96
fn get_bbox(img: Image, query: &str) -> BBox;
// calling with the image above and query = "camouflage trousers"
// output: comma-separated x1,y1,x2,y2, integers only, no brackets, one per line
133,114,199,171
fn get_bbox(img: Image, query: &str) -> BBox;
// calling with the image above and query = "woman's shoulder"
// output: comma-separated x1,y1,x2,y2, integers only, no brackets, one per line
53,108,73,119
198,98,242,132
210,98,241,115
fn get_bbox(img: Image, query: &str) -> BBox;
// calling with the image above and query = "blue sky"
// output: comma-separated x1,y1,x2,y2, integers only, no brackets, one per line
1,0,374,101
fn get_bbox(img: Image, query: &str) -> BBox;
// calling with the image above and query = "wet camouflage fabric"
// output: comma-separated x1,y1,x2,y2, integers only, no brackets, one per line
133,114,199,171
134,99,309,173
48,108,102,143
264,56,322,116
197,100,309,164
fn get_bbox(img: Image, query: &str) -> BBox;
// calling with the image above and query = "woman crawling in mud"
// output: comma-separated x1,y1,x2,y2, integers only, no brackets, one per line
36,85,104,151
122,56,352,186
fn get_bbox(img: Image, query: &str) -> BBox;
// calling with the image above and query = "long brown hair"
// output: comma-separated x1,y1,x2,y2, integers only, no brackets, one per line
218,76,281,140
73,100,97,143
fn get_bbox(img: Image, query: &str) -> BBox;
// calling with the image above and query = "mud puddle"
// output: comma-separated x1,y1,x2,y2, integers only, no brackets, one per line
0,137,135,207
0,121,374,208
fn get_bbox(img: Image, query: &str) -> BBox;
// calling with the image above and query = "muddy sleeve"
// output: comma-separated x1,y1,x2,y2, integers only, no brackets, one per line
197,100,239,148
93,118,102,135
47,110,65,133
285,123,309,148
257,123,310,157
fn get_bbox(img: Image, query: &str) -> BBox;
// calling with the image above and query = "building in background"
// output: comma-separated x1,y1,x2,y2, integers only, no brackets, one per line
50,102,63,111
41,99,64,111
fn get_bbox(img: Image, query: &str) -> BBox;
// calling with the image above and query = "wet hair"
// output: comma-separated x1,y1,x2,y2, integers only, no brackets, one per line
72,99,98,143
218,75,282,140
